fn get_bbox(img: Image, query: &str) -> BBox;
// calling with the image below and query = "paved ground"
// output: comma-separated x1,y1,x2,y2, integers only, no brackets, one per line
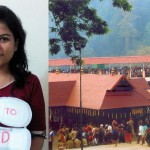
65,142,150,150
53,136,150,150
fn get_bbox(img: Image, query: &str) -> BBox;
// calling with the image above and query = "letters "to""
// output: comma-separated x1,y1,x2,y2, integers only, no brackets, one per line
5,108,17,115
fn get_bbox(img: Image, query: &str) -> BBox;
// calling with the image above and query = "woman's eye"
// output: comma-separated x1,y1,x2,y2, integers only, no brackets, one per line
0,37,9,42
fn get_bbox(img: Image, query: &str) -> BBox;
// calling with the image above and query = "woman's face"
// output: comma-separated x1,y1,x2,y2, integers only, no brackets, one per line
0,22,18,70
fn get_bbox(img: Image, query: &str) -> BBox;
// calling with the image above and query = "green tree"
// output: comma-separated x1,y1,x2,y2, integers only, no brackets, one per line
49,0,132,56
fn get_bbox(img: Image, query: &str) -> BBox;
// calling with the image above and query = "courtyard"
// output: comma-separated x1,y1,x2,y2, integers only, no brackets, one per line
53,136,150,150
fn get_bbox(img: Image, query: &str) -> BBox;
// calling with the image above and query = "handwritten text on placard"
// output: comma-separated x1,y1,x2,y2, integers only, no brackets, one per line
0,131,10,143
5,108,17,115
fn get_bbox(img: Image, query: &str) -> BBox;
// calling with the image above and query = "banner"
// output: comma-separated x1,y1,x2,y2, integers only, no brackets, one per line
132,108,143,115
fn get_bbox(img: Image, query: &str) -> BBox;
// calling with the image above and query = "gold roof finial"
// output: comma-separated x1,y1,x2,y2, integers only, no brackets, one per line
55,67,59,74
111,67,115,76
127,71,130,79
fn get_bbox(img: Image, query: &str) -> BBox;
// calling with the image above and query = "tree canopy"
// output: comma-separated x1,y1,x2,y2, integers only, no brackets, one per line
49,0,132,56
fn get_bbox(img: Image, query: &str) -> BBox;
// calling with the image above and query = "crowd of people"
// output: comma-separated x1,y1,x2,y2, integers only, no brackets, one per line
49,116,150,150
49,65,150,78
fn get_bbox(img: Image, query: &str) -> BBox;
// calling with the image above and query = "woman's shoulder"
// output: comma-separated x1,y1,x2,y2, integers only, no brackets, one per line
23,74,42,88
26,73,40,83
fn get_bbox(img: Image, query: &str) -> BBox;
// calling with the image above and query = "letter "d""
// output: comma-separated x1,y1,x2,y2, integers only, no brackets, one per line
2,131,10,143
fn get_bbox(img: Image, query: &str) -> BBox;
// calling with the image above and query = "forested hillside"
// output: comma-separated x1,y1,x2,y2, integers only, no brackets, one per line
49,0,150,58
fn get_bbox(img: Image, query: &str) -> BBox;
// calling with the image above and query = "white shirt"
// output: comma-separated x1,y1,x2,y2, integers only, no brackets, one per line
138,125,143,136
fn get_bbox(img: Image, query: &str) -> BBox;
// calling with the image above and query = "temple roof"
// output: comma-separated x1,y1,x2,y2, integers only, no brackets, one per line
49,73,150,110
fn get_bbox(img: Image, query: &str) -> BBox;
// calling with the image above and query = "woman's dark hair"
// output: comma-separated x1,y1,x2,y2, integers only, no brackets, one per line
0,6,31,88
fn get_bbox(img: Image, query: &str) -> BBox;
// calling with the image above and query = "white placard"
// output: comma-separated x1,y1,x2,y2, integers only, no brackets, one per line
0,97,32,127
0,127,31,150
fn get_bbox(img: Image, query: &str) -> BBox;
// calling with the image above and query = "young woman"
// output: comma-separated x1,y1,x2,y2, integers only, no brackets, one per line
0,6,46,150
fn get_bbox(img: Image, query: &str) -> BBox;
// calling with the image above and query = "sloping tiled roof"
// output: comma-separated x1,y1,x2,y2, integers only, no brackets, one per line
101,90,150,109
49,55,150,66
49,73,150,109
128,78,150,100
49,81,75,106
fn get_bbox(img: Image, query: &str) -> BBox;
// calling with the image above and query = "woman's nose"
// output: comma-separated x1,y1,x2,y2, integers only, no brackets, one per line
0,44,3,53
